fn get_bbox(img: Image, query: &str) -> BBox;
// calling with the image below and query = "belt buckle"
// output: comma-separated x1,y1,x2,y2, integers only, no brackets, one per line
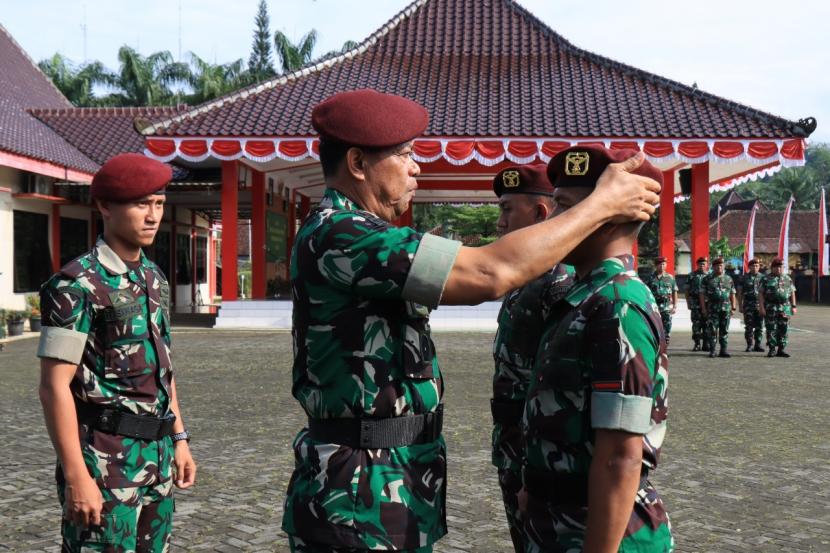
97,409,119,433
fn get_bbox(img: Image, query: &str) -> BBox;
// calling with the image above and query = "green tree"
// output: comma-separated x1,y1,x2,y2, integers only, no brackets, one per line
187,53,246,104
709,236,744,261
318,40,359,61
742,143,829,210
105,46,191,106
37,53,115,107
248,0,276,82
273,29,318,73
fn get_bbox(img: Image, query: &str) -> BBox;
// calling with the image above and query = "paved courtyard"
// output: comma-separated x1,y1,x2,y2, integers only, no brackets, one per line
1,306,829,552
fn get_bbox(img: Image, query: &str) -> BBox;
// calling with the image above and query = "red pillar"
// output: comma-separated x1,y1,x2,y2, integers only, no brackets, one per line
690,162,710,264
251,170,266,299
221,161,239,301
209,225,217,302
632,240,638,269
191,211,197,306
51,204,61,271
286,190,296,282
660,169,676,274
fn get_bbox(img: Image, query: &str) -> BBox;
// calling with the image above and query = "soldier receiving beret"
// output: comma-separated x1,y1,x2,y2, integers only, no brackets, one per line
685,256,710,351
281,90,662,553
646,256,678,345
738,258,765,352
700,257,737,358
37,153,196,552
520,145,673,553
490,164,575,553
758,257,797,357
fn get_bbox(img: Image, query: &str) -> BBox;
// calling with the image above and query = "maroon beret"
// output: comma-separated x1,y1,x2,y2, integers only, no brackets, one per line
91,154,171,202
748,258,760,264
311,89,429,148
655,256,667,264
771,257,784,266
492,164,554,198
547,145,663,189
696,257,708,264
712,257,725,265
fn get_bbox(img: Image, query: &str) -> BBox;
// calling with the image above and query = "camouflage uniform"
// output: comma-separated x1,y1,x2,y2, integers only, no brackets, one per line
740,273,764,349
760,273,795,350
646,272,677,344
37,239,175,553
686,269,709,349
282,188,462,552
703,274,735,355
491,264,574,553
522,255,673,552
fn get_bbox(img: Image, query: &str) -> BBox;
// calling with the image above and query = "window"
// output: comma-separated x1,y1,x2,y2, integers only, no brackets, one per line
146,230,171,281
13,211,51,292
60,217,89,266
176,233,192,285
195,235,207,284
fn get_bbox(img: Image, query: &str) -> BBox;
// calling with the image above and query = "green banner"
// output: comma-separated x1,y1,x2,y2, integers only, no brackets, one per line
266,211,287,262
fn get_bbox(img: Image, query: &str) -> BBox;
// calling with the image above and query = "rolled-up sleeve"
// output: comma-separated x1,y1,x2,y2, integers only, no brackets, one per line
402,233,462,309
37,280,91,364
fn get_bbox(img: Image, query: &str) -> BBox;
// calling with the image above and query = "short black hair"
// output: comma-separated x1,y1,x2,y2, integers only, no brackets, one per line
318,139,353,178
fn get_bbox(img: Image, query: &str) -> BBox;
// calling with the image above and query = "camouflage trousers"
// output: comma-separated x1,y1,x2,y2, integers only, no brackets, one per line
523,482,674,552
497,467,525,553
58,478,173,552
743,307,764,345
658,309,672,342
765,310,790,349
706,310,731,351
288,535,432,552
690,307,705,345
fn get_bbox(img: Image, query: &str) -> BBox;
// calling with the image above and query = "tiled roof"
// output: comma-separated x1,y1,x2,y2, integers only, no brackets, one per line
32,106,189,165
0,24,98,174
679,210,821,254
145,0,810,140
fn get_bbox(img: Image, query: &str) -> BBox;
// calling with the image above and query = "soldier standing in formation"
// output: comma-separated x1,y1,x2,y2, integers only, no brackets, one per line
759,257,797,357
490,165,574,553
522,146,673,552
281,90,660,553
37,154,196,552
647,256,678,345
685,257,709,351
738,258,765,352
700,257,737,358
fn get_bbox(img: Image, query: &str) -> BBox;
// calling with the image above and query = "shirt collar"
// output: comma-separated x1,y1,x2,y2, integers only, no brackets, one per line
564,254,636,306
95,238,147,276
320,188,359,212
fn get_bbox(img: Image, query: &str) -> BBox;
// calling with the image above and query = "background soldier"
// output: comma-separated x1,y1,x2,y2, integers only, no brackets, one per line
490,165,574,553
522,146,673,553
647,256,677,345
759,257,798,357
739,258,765,352
37,154,196,552
282,89,660,553
700,257,737,358
685,257,709,351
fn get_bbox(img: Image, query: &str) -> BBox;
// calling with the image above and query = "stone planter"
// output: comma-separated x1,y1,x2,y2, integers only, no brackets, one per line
29,317,42,333
7,320,25,337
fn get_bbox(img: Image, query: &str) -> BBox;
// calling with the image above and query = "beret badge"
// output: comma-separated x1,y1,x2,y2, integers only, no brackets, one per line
564,152,590,176
502,170,521,188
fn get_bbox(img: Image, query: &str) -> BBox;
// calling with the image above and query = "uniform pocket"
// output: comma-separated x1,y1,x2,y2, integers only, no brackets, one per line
401,302,435,379
103,336,152,378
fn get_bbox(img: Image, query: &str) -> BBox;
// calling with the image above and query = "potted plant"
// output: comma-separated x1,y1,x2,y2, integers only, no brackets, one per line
6,310,27,337
27,295,42,332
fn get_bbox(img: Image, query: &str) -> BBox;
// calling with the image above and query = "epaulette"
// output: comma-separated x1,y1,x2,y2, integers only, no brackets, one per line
59,253,93,279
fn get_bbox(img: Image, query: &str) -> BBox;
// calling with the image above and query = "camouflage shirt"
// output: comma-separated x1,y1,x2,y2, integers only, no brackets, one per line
740,273,763,308
491,264,574,470
647,273,678,313
703,274,735,312
760,273,795,314
523,255,670,541
686,269,709,305
37,238,173,488
282,188,462,550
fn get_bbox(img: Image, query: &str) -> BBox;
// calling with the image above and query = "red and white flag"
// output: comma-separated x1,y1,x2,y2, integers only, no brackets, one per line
820,187,828,277
743,203,759,272
777,195,795,269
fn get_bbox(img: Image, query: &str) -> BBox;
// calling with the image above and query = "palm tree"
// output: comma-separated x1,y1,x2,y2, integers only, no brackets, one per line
187,53,247,104
273,30,318,74
317,40,359,61
38,53,115,106
105,46,191,106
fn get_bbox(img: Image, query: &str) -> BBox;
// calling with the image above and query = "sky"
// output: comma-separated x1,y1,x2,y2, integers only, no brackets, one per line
2,0,828,143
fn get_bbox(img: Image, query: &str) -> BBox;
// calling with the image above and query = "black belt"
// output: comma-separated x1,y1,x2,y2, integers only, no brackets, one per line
76,402,176,441
490,398,524,426
308,406,443,449
524,466,650,506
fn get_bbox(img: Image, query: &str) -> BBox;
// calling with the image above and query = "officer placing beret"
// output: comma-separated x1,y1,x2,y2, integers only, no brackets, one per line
519,145,672,552
490,164,574,553
38,153,195,551
282,90,661,553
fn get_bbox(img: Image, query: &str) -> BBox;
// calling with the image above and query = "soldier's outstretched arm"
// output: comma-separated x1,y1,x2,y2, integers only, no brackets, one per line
441,153,659,305
39,358,103,528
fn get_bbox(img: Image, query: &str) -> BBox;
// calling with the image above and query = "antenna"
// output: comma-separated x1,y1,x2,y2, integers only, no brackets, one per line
81,4,88,62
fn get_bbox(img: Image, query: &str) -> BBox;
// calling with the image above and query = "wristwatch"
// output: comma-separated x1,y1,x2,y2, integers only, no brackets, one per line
171,430,190,443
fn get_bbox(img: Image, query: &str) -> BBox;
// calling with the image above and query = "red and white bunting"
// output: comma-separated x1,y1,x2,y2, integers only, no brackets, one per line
743,203,758,272
145,137,807,171
778,195,795,269
819,188,828,277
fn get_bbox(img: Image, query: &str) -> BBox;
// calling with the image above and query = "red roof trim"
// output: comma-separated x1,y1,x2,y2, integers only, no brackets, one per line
12,192,71,204
0,149,94,182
